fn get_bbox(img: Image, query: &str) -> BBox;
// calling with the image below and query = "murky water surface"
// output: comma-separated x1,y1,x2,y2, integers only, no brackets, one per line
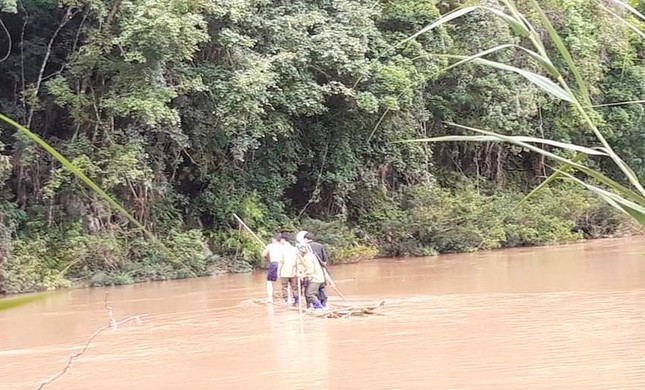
1,237,644,389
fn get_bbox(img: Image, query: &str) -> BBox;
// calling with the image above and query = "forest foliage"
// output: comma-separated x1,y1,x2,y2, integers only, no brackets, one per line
0,0,643,293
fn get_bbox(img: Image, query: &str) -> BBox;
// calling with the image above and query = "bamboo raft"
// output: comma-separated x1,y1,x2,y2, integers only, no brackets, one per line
302,300,386,318
253,299,386,318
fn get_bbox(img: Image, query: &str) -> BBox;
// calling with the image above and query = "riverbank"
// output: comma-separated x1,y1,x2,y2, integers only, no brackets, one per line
2,232,641,299
1,185,641,295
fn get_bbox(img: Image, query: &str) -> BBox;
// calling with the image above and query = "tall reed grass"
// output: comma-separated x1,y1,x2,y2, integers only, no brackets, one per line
400,0,645,227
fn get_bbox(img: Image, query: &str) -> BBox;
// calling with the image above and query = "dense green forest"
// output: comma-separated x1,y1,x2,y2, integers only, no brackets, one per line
0,0,643,294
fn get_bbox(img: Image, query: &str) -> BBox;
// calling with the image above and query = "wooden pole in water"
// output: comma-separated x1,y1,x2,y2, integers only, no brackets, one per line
305,243,349,303
324,268,348,301
296,276,303,315
234,213,348,305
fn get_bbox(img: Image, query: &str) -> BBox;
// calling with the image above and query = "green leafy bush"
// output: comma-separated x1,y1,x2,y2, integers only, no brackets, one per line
360,182,630,256
298,218,378,264
2,239,70,294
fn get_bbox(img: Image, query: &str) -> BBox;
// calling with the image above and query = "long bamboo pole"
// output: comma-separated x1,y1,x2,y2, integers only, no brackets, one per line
234,213,304,311
233,213,348,304
233,214,266,247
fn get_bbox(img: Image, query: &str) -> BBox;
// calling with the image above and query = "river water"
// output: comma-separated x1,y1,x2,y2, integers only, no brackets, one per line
1,237,644,389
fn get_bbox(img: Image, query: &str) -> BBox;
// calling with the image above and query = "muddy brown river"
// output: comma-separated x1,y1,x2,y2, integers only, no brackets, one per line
1,237,644,389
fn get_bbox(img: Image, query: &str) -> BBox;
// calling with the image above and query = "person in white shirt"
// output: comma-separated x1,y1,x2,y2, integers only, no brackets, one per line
261,234,284,303
278,235,299,305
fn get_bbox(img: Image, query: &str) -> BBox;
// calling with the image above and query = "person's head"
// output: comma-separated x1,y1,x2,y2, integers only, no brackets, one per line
296,231,308,244
280,232,293,245
271,233,282,243
304,232,315,242
296,243,308,254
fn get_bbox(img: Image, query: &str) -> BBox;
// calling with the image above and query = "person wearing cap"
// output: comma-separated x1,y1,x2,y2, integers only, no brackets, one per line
297,231,334,307
278,233,299,305
261,233,284,303
296,243,325,310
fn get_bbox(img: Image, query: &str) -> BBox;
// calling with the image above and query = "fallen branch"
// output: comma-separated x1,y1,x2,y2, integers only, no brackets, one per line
36,291,148,390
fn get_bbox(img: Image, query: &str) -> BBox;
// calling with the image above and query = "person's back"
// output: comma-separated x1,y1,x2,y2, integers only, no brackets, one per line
307,241,328,266
278,238,299,305
296,244,325,309
301,251,325,284
261,234,284,303
303,232,331,307
279,242,297,278
266,241,284,263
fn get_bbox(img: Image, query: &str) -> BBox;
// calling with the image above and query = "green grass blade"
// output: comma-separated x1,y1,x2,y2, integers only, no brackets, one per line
442,122,645,205
597,1,645,38
0,114,196,275
432,46,516,76
516,13,549,55
397,6,479,47
558,170,645,226
580,169,645,204
515,48,559,78
604,0,645,20
1,114,148,235
570,99,645,196
397,6,529,47
607,150,645,191
402,135,608,156
0,292,50,312
441,122,587,167
593,99,645,108
469,58,573,102
517,153,586,207
432,45,559,79
480,6,531,37
527,0,591,106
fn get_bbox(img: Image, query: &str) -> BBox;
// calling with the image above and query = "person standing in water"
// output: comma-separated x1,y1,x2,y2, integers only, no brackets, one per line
261,234,284,303
297,231,335,307
296,243,325,309
278,233,299,305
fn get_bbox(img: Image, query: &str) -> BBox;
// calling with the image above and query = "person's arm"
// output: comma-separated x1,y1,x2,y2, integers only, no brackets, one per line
261,246,269,261
278,256,284,277
320,245,329,266
322,266,335,288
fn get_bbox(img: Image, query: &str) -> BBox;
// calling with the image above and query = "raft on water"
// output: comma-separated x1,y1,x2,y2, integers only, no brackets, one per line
302,300,386,318
253,299,386,318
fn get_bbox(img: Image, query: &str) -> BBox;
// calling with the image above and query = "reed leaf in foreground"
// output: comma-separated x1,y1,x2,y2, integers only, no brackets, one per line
599,2,645,39
0,292,50,312
401,123,645,207
397,0,645,226
402,135,607,156
1,114,149,237
525,0,645,196
558,171,645,226
432,47,560,86
402,129,645,225
397,6,528,48
0,114,195,273
603,0,645,21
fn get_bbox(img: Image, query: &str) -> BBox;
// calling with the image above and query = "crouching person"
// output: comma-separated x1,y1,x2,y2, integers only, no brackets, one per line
296,243,325,310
